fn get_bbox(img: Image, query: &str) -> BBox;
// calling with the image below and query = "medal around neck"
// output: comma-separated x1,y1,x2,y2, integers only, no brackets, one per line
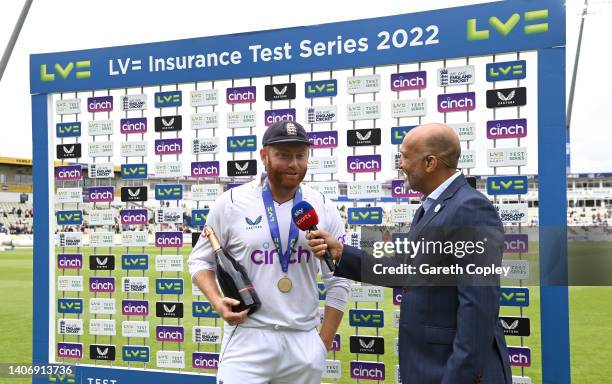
277,275,293,293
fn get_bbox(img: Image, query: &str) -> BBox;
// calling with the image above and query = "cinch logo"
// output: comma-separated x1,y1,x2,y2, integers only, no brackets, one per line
264,108,296,126
156,325,184,342
393,287,403,305
58,298,83,314
307,131,338,149
193,352,220,370
504,234,529,253
347,155,381,173
120,117,147,134
89,277,115,293
191,209,209,226
55,165,82,181
120,209,148,225
40,60,91,82
226,86,256,104
486,60,527,82
121,164,148,179
155,138,182,155
56,122,81,138
245,215,263,229
57,254,83,270
87,186,114,203
122,254,148,270
122,345,150,363
508,347,531,367
227,135,257,152
500,287,530,306
391,126,416,145
56,210,83,225
250,245,312,265
57,342,83,359
155,232,183,248
265,83,296,101
154,90,182,108
305,79,337,98
487,176,528,195
391,71,427,91
347,207,383,225
487,118,527,139
191,161,220,178
155,184,183,200
87,96,113,113
318,282,327,300
391,179,423,198
350,361,386,380
348,309,384,327
467,9,549,40
437,92,476,112
192,301,220,318
122,300,149,316
156,278,184,294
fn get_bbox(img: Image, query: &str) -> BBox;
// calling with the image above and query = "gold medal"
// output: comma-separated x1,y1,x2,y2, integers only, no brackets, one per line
277,276,293,293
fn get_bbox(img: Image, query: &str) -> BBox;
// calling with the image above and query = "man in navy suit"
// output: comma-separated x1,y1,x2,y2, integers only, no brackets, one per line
308,123,511,384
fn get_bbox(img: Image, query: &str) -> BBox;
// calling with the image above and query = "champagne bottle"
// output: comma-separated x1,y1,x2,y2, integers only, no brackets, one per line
204,225,261,315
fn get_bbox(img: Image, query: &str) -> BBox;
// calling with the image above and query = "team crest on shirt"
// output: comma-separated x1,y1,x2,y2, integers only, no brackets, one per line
245,215,263,230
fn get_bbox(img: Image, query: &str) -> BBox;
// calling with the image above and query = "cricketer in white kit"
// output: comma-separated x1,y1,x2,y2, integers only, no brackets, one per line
188,120,350,383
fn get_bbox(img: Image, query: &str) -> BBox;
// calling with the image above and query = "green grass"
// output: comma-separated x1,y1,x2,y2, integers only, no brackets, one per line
0,245,611,383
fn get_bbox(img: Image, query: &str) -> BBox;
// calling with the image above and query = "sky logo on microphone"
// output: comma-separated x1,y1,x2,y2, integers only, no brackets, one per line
347,207,383,225
192,301,220,318
226,86,256,104
349,309,384,327
191,161,220,178
121,164,147,179
264,108,296,126
55,165,82,181
350,361,386,380
120,117,147,134
347,155,381,173
56,122,81,138
155,232,183,248
156,325,184,342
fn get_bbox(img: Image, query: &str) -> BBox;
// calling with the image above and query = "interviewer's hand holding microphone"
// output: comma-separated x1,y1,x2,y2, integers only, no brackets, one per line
291,201,344,266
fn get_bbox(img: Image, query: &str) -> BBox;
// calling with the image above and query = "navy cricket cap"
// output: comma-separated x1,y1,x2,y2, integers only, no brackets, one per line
262,120,311,146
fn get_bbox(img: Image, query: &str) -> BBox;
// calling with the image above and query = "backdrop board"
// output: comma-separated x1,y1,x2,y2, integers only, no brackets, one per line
30,1,567,383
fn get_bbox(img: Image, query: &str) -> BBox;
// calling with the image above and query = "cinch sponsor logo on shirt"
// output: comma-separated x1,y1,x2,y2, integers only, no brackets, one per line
250,245,312,265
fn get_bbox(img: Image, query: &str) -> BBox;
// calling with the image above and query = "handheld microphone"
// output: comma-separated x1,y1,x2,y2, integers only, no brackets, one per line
291,201,336,272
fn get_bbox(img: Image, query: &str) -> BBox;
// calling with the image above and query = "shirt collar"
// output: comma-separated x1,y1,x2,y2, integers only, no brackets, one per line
422,171,462,211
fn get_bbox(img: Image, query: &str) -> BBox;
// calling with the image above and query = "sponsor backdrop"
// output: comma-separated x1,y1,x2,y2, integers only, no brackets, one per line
31,0,567,383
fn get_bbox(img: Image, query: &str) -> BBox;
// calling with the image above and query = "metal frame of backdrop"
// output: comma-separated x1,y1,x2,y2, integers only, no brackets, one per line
30,1,568,383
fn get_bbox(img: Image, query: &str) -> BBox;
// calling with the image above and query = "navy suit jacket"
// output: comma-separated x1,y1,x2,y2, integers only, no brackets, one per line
335,174,512,384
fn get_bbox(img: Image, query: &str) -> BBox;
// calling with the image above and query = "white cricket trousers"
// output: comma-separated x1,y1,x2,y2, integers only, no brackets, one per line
217,325,327,384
